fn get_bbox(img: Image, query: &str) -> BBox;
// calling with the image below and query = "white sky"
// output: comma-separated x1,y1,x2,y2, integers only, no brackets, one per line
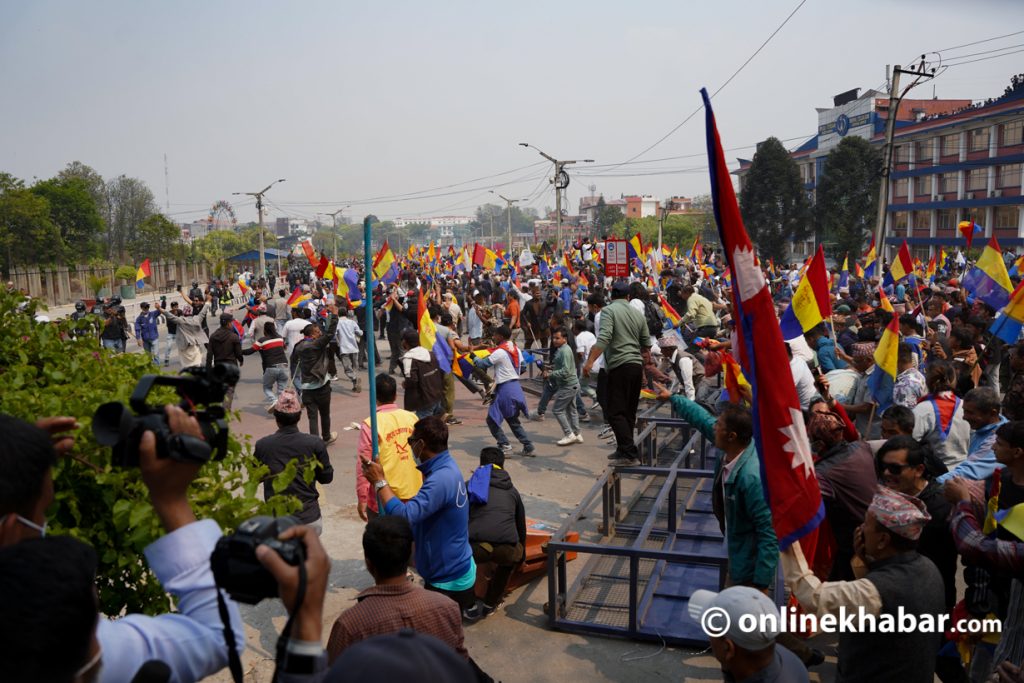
2,0,1022,225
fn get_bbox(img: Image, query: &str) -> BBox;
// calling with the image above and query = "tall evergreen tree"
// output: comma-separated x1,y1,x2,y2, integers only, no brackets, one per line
815,137,881,260
738,137,810,262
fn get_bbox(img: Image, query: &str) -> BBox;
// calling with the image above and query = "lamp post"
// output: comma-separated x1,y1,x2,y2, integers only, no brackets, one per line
518,143,592,254
490,190,523,254
233,178,285,280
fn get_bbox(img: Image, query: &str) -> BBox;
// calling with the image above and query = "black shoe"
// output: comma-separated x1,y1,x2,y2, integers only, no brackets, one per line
462,604,484,622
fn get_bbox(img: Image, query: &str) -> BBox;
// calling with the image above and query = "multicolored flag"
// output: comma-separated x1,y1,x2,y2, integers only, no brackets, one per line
702,87,822,553
779,245,832,339
837,254,849,291
301,239,317,267
417,289,452,373
863,237,878,278
372,241,396,281
962,236,1013,311
286,286,310,308
135,258,151,289
883,240,913,286
990,281,1024,344
867,291,899,412
237,274,249,295
959,219,984,249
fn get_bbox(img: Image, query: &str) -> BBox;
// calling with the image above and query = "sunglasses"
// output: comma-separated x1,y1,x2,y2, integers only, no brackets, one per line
878,462,911,475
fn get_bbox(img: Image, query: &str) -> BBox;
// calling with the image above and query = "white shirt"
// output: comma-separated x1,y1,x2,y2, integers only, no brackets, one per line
283,318,309,357
592,311,605,372
335,316,362,354
789,356,817,410
488,347,521,384
671,351,696,400
575,330,597,362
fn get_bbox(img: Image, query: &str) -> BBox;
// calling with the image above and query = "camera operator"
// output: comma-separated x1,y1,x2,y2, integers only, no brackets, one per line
0,410,245,682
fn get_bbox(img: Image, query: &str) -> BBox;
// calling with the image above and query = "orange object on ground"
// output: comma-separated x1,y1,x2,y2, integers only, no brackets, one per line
474,518,578,599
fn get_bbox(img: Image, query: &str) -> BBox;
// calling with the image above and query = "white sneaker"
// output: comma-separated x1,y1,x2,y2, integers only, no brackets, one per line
574,433,584,444
556,435,576,446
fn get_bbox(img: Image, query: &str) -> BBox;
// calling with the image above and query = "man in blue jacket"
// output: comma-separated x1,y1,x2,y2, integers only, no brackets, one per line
134,301,161,365
362,415,476,615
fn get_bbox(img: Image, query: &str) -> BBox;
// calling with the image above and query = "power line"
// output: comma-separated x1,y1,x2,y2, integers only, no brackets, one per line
595,0,808,175
932,29,1024,54
941,46,1024,68
939,42,1024,64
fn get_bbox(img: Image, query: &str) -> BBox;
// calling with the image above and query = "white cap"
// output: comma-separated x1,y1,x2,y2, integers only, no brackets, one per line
688,586,778,650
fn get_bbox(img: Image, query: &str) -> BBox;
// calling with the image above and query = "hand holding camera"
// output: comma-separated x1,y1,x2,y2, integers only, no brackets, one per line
140,405,202,532
256,525,330,642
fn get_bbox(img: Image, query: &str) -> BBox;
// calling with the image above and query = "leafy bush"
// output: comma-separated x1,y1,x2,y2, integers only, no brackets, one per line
0,290,300,615
87,274,109,298
114,265,137,283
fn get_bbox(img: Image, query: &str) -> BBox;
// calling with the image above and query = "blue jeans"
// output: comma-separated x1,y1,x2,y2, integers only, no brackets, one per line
487,414,533,451
262,365,290,404
142,339,158,364
415,401,444,420
102,338,121,353
163,333,176,364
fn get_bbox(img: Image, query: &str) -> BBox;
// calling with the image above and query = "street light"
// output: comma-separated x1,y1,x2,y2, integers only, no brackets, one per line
489,190,524,258
233,178,286,280
518,143,593,252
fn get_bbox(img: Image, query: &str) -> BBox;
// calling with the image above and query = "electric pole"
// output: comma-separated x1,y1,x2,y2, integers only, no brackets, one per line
519,143,593,254
322,206,350,262
490,190,521,253
873,58,935,264
233,178,286,279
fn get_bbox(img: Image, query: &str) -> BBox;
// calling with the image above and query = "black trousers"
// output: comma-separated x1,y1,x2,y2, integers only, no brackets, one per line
472,542,524,607
424,582,476,611
606,363,642,458
302,383,332,440
596,368,609,418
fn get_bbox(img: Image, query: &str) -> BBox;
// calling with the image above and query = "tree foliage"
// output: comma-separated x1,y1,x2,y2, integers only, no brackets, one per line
0,183,62,275
128,214,182,263
815,137,881,260
0,290,301,615
105,175,157,259
31,176,105,263
738,137,811,262
610,214,702,251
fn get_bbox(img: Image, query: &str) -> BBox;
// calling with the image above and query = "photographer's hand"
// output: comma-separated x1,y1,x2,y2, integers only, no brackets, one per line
256,526,330,642
34,416,79,456
140,405,202,533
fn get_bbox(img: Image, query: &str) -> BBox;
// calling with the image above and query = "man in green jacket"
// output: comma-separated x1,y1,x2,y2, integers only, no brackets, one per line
655,386,778,588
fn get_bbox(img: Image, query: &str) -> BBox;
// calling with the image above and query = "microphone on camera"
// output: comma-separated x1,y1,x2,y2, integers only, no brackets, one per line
130,660,171,683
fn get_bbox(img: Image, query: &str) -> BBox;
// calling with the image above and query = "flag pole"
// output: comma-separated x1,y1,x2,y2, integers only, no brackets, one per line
363,216,379,466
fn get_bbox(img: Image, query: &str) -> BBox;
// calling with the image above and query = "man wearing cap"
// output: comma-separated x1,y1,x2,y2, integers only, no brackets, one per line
158,291,211,369
782,487,946,682
583,280,651,464
134,301,161,365
254,389,334,535
688,586,809,683
841,341,881,440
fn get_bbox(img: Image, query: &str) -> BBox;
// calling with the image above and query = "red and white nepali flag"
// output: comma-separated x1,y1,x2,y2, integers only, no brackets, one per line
702,88,823,553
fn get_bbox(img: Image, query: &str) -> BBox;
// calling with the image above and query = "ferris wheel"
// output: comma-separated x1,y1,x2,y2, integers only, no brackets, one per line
208,200,237,231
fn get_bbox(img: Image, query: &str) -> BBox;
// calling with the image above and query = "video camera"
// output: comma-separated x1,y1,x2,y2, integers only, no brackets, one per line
92,363,239,467
211,516,304,604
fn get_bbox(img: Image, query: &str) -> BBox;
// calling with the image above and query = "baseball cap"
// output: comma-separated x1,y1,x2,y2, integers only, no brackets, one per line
219,313,234,324
140,301,150,309
611,280,630,296
688,586,779,650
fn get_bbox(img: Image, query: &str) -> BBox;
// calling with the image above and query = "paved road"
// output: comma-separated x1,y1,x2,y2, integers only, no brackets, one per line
61,301,836,682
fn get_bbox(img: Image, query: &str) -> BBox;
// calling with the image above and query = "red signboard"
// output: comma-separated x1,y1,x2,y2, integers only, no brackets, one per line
604,238,629,277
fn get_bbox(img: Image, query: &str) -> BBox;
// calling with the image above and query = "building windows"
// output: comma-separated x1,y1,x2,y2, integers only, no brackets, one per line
966,168,987,192
914,175,932,196
893,145,910,163
997,163,1022,188
914,139,933,163
937,209,956,231
913,210,931,231
1000,119,1023,147
937,173,956,194
968,127,990,152
995,206,1020,230
941,133,959,157
893,211,909,232
894,178,909,197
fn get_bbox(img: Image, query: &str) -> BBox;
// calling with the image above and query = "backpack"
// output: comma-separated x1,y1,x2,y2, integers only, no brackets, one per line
404,351,445,411
642,299,666,339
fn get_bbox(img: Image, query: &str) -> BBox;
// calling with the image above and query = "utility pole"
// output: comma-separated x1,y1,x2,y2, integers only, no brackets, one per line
519,143,593,254
490,190,521,253
658,201,668,260
233,178,286,279
322,206,350,262
873,59,935,265
488,212,495,248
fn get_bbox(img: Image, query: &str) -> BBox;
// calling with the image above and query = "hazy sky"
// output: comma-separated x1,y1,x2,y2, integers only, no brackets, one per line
2,0,1022,226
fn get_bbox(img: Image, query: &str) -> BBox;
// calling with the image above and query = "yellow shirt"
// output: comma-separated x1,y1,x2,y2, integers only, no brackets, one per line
362,407,422,501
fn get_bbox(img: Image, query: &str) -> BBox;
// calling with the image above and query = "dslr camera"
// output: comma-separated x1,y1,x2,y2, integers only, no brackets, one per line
211,516,304,604
92,363,240,467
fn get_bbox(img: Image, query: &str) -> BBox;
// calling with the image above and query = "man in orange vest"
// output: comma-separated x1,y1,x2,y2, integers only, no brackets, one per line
356,373,423,521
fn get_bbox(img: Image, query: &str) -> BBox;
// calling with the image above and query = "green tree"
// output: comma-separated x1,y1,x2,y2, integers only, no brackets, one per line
128,214,181,262
593,197,624,236
57,161,108,218
738,137,811,262
815,137,881,260
31,176,104,263
0,177,63,274
105,175,157,260
404,222,432,242
0,290,301,615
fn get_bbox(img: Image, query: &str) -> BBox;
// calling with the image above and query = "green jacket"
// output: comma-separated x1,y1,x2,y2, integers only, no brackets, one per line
550,343,578,388
669,395,778,588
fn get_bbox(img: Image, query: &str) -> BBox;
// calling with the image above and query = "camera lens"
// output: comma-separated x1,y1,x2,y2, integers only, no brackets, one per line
92,402,134,446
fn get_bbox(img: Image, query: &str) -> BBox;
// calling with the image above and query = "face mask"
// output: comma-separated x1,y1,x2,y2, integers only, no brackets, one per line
2,513,47,537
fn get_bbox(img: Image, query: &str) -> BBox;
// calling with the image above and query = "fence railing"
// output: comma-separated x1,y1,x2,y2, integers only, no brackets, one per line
7,261,212,307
